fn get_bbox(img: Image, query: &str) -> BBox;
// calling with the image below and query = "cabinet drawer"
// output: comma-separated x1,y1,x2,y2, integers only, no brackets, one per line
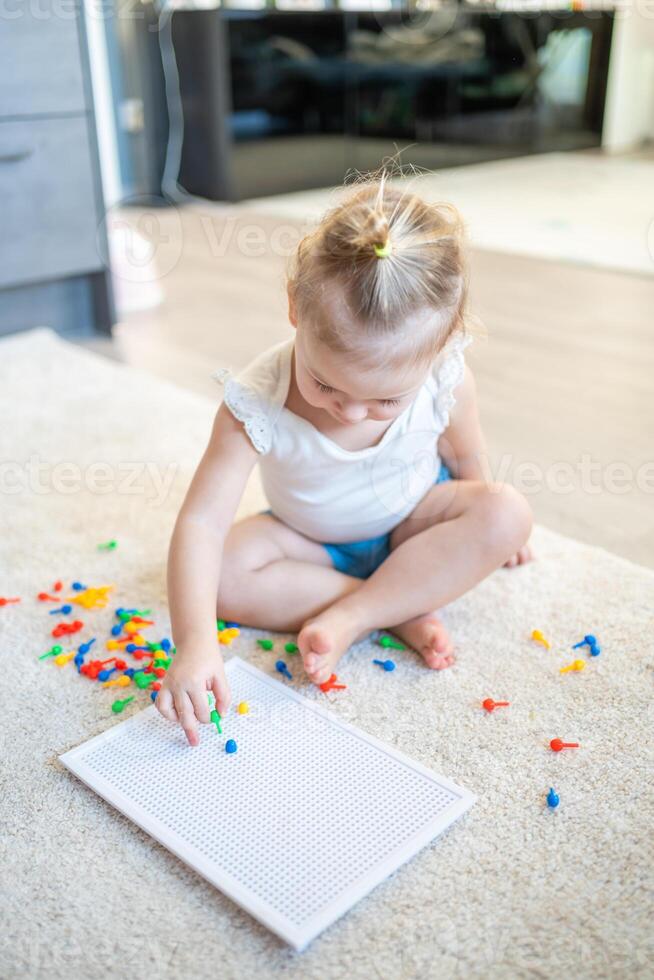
0,7,87,118
0,116,103,289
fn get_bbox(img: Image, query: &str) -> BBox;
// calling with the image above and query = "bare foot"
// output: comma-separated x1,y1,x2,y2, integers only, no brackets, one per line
298,605,361,685
391,612,455,670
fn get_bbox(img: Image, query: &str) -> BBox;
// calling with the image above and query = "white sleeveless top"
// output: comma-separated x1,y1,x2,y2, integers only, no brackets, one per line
212,334,470,543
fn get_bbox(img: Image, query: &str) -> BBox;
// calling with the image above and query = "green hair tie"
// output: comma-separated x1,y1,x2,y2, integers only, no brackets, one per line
373,240,393,259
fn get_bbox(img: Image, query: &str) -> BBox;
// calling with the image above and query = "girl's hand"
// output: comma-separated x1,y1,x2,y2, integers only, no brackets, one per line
155,646,231,747
504,544,533,568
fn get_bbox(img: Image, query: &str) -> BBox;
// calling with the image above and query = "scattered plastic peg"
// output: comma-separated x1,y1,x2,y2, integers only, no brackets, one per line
54,651,75,667
98,540,117,551
111,696,135,714
225,739,237,754
218,627,239,645
378,635,406,651
71,582,87,591
134,671,153,690
160,639,172,652
531,629,551,650
373,658,396,672
275,659,292,680
110,624,122,637
152,682,161,691
103,674,131,688
39,645,63,661
216,619,226,631
210,709,222,734
560,659,586,675
572,634,597,650
257,638,274,651
49,604,73,615
285,642,299,655
318,673,347,693
589,642,601,657
0,597,20,606
482,698,510,713
237,702,249,714
77,638,96,656
550,738,579,753
225,621,240,629
52,620,84,638
546,787,560,809
98,667,118,682
37,592,59,602
150,691,158,703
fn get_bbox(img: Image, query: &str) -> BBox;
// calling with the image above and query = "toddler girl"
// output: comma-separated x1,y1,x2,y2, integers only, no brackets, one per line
158,175,533,746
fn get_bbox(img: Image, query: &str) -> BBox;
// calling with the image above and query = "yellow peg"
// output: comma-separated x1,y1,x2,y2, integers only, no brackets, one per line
218,627,240,645
560,659,586,675
54,651,75,667
531,629,551,650
69,585,114,610
103,674,131,688
106,639,121,651
237,701,249,714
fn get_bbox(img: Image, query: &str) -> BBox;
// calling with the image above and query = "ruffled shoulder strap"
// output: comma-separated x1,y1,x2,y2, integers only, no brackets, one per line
211,339,293,454
429,331,473,433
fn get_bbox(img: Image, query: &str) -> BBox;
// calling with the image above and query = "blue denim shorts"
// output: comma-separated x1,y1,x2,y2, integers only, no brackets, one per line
261,463,453,580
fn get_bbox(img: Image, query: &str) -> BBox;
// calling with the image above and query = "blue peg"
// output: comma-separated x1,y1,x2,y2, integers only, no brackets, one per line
275,659,292,681
98,667,117,682
373,658,396,672
71,582,87,591
225,739,238,754
49,604,72,615
546,787,560,809
78,638,96,656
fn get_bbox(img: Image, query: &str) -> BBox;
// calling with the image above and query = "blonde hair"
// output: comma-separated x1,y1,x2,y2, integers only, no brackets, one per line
288,171,469,371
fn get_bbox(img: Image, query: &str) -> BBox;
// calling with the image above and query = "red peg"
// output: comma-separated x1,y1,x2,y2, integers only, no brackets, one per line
53,581,63,592
482,698,510,713
318,673,347,693
38,592,58,602
52,620,84,638
152,681,162,691
114,659,127,670
550,738,579,752
81,660,103,679
0,597,20,606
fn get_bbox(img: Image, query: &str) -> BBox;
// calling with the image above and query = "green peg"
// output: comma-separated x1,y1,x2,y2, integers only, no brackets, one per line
112,696,134,714
284,642,298,655
98,539,117,550
147,642,162,652
134,671,153,689
257,639,274,651
378,635,406,650
210,709,222,734
216,619,226,631
39,645,63,660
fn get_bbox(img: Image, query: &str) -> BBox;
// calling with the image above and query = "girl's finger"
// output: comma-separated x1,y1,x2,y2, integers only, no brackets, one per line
210,671,231,717
155,686,178,723
174,689,199,747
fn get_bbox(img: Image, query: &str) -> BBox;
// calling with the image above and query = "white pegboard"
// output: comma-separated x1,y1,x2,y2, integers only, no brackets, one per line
59,658,475,949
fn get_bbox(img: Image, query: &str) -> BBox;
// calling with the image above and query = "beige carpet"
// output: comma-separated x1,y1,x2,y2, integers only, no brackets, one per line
1,328,652,979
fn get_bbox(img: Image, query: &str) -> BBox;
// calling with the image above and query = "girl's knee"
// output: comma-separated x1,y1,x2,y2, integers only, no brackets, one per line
474,483,532,560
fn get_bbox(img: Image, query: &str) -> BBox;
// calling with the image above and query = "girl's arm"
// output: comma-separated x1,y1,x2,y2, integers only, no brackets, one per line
438,365,488,481
157,402,259,746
